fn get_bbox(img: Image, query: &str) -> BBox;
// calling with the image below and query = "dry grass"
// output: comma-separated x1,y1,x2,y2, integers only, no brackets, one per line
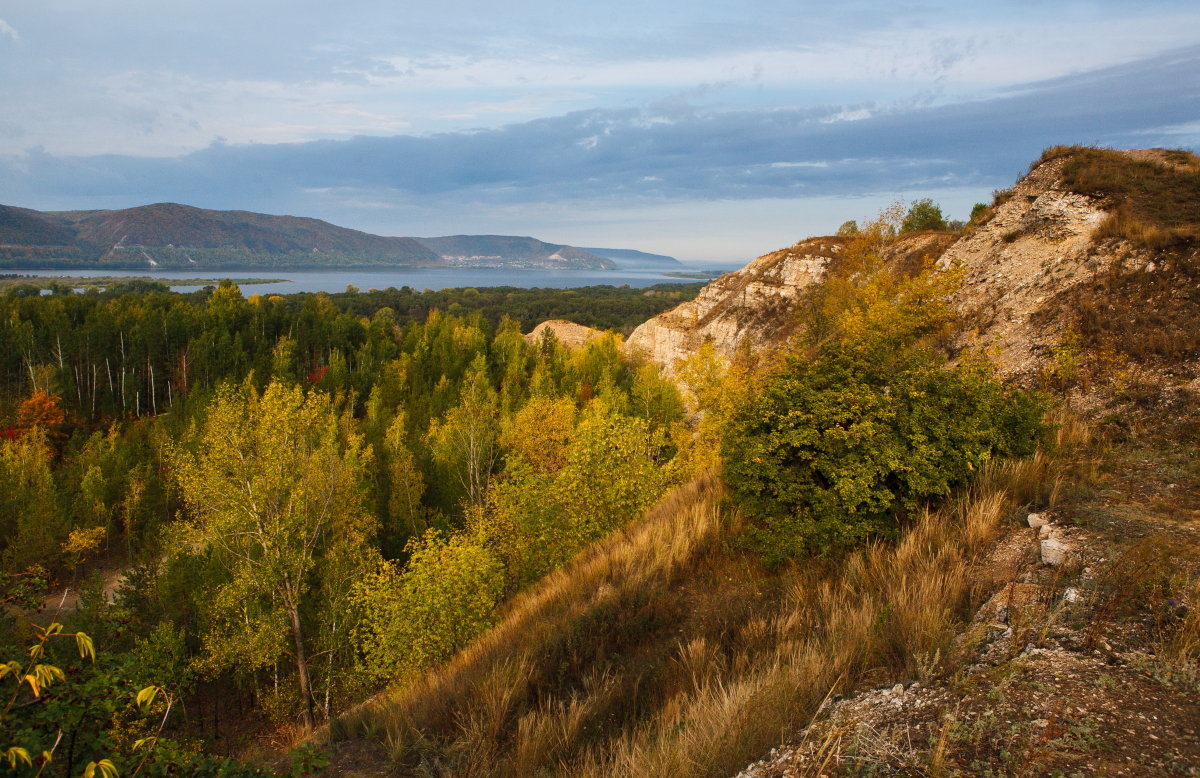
1060,245,1200,366
1040,146,1200,250
327,415,1094,777
1023,146,1200,374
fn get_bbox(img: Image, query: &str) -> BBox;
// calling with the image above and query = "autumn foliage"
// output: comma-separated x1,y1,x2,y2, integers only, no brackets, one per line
16,391,64,432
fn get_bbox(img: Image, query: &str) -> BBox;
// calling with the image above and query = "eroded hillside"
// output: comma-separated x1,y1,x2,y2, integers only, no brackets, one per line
628,147,1200,404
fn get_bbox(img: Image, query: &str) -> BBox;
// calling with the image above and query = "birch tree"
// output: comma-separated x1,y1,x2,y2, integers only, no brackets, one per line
170,381,374,729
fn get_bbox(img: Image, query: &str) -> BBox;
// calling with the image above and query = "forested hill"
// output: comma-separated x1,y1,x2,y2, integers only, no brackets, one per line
413,235,615,269
577,247,684,267
0,202,618,271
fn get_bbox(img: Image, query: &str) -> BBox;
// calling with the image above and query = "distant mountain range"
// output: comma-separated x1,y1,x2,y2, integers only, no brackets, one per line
0,202,684,272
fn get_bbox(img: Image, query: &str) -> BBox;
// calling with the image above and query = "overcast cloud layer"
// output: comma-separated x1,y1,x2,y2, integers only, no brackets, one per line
2,1,1198,263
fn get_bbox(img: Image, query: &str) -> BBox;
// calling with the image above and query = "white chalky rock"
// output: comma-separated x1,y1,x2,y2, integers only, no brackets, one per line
1027,512,1050,529
1039,524,1054,539
1041,537,1071,566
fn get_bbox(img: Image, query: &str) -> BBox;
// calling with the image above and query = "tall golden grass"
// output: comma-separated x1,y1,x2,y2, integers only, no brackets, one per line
328,413,1094,777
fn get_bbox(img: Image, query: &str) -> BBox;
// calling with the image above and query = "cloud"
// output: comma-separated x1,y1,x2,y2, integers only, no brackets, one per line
0,19,18,41
1,44,1197,219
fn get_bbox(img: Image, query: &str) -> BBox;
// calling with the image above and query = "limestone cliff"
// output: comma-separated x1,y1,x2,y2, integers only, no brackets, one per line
524,319,603,349
627,150,1193,381
624,238,844,371
941,154,1111,378
625,232,954,372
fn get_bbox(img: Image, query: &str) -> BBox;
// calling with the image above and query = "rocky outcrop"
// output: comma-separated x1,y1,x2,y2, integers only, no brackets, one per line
625,232,954,373
625,152,1153,380
524,319,603,350
941,156,1112,378
625,238,845,371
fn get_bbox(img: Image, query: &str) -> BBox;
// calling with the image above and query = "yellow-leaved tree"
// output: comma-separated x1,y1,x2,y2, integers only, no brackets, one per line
170,381,376,729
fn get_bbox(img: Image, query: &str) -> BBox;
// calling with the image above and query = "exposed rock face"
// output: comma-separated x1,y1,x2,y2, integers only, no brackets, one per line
625,238,845,371
524,319,602,350
625,232,954,373
941,156,1112,378
627,153,1144,380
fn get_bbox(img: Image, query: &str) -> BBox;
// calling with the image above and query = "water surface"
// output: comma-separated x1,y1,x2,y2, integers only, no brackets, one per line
17,267,704,294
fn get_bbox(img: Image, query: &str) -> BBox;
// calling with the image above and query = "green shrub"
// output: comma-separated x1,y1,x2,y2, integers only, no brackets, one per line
900,199,948,233
723,341,1046,563
721,232,1047,563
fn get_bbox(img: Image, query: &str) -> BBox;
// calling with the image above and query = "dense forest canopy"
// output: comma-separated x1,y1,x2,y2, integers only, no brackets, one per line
0,280,701,775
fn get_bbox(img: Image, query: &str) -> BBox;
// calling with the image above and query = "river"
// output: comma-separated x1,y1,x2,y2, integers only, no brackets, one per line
13,267,726,294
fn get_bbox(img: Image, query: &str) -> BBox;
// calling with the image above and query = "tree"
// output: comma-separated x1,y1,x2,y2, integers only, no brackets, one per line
383,412,427,545
427,354,500,508
353,530,504,682
836,220,859,237
16,391,65,433
900,198,948,233
483,401,672,583
170,381,374,729
0,427,67,573
500,395,575,475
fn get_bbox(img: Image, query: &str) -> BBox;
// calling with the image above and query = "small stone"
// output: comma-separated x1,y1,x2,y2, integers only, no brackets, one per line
1042,537,1071,566
1027,512,1050,529
891,683,905,695
1039,524,1054,539
1063,587,1081,603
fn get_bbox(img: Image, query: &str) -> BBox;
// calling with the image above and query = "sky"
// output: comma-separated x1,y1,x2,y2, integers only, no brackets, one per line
1,1,1198,265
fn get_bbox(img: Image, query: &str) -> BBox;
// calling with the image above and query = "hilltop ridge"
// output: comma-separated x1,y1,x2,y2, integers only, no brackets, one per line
0,202,620,271
628,147,1200,401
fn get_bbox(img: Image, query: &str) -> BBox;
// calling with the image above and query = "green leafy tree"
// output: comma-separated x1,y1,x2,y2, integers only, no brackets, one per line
170,381,375,729
481,401,672,584
383,411,427,545
0,427,68,573
723,342,1045,561
353,530,504,682
427,354,501,508
900,198,948,233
